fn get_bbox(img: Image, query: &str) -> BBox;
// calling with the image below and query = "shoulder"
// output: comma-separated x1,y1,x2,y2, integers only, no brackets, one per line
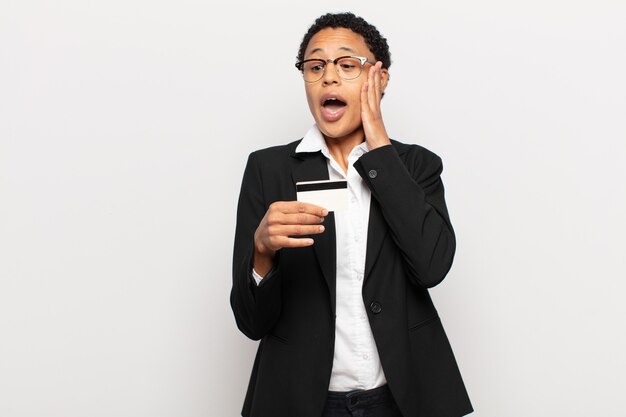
249,139,301,161
243,139,303,174
389,138,443,175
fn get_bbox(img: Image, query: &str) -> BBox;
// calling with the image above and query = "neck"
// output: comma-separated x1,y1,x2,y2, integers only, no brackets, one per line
323,128,365,174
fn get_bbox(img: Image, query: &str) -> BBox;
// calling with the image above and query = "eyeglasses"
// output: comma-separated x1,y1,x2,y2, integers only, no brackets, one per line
295,56,373,83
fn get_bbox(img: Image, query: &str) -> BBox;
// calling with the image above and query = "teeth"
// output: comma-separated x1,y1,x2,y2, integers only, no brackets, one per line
324,97,342,105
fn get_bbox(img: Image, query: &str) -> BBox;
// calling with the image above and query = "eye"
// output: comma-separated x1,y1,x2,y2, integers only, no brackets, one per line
337,58,360,73
304,61,325,73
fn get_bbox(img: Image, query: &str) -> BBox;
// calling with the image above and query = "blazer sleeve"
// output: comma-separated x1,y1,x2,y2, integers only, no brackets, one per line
354,144,456,289
230,152,283,340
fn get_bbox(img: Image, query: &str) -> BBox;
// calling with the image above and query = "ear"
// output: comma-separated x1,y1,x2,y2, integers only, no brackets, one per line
381,68,389,94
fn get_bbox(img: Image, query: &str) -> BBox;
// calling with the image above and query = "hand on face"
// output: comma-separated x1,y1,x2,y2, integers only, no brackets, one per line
361,61,391,149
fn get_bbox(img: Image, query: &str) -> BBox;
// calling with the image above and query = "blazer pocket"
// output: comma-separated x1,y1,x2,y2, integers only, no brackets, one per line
408,315,439,332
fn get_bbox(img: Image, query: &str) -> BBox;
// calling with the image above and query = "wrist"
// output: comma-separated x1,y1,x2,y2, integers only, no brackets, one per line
253,240,275,277
364,125,390,150
367,136,391,150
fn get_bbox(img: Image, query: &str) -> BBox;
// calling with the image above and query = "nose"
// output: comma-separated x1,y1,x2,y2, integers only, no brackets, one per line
322,61,341,86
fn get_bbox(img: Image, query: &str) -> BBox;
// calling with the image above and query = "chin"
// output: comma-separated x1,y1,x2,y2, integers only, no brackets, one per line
317,120,360,140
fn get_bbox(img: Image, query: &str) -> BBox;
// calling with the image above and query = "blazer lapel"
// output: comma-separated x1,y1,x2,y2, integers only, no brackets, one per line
291,151,337,314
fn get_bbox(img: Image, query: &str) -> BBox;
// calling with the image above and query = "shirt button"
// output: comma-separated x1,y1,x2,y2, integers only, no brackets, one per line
370,301,382,314
368,169,377,179
363,353,369,360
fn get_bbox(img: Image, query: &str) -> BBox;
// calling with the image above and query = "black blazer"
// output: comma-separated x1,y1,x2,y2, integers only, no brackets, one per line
231,139,473,417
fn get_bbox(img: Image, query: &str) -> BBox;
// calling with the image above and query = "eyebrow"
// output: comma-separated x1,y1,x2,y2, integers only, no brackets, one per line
308,46,357,56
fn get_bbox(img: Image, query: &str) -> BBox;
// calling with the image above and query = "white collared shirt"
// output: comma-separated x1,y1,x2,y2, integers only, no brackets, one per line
253,124,387,391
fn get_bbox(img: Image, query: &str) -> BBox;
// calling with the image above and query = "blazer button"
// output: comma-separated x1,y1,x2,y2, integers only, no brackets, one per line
370,301,382,314
368,169,378,179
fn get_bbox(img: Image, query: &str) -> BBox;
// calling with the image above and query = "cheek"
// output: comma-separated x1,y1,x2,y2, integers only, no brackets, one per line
352,77,367,99
348,82,365,109
304,83,316,103
304,88,318,112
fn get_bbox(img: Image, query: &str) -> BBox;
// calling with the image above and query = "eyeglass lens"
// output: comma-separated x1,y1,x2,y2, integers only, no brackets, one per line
302,57,363,82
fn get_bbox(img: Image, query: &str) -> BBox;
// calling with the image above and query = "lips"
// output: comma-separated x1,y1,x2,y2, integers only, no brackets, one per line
320,94,347,122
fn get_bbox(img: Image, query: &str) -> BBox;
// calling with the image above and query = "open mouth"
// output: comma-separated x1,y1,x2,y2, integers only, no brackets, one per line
322,97,347,112
320,96,347,122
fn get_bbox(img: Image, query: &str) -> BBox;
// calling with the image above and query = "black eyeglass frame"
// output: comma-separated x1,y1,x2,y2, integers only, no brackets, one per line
294,56,373,83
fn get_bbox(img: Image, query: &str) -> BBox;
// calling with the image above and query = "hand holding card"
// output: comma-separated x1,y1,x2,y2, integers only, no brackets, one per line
253,200,329,276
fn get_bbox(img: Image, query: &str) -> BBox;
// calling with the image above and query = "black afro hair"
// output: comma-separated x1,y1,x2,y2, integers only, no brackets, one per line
296,12,391,70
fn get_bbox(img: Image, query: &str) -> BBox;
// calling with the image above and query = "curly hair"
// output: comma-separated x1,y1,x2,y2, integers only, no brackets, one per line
296,12,391,70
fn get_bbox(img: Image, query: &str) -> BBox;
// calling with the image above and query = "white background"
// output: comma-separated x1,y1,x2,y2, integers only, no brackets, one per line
1,1,625,416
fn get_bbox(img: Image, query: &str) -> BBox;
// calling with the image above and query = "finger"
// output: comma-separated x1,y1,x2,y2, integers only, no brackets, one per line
270,224,325,237
367,65,378,113
276,201,329,216
268,212,324,226
361,80,369,114
280,212,326,225
280,236,315,248
374,62,382,107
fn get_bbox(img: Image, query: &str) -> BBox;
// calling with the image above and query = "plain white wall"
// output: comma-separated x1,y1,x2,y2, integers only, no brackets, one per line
1,1,625,416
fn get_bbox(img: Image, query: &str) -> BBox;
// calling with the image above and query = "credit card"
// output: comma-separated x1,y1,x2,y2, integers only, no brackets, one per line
296,179,347,212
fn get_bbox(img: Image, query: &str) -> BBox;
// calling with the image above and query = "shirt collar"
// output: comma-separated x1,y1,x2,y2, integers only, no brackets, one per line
296,124,328,154
295,124,370,159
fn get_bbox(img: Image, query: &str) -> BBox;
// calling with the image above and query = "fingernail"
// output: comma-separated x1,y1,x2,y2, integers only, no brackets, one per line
322,209,329,216
319,225,325,232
